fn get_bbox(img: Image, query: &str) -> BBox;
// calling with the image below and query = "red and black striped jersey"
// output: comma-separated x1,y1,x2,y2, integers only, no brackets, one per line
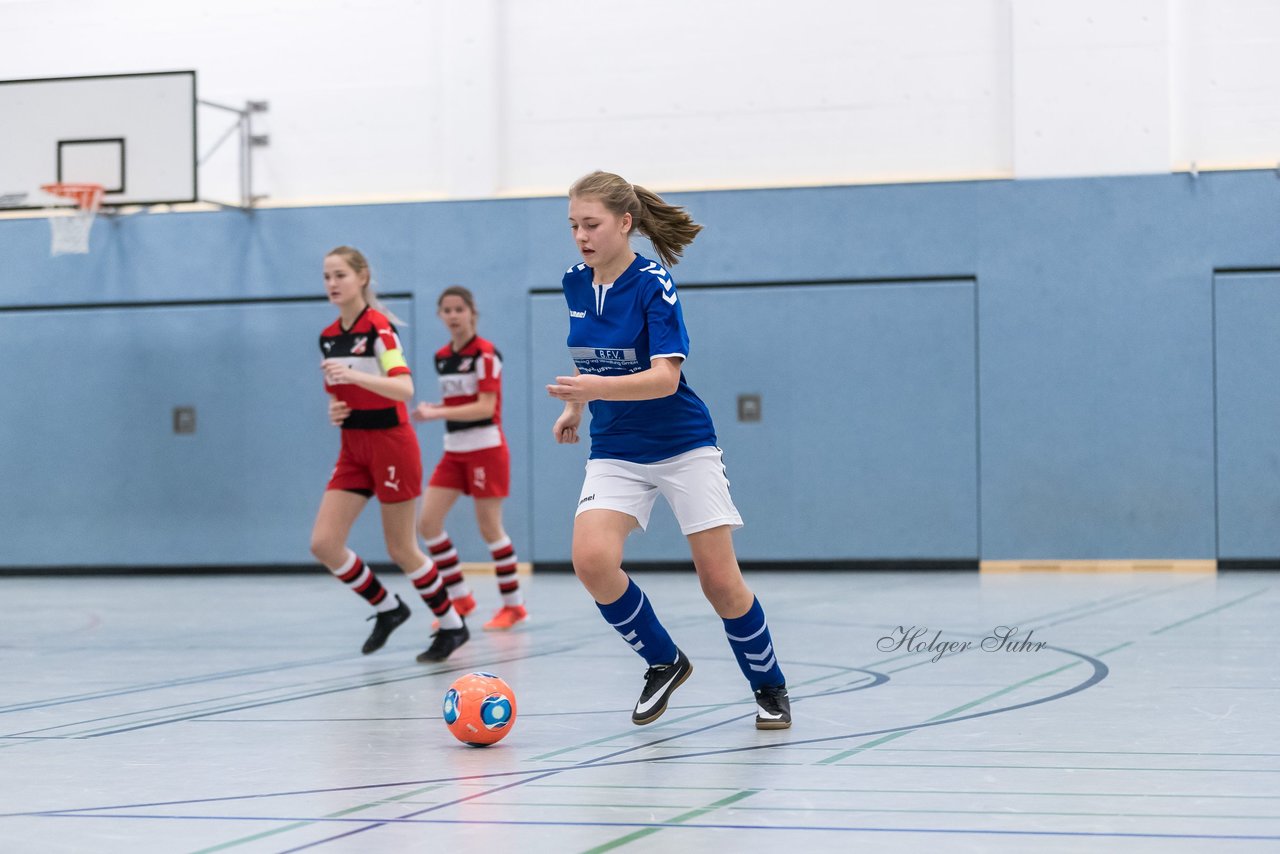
434,335,504,452
320,307,410,429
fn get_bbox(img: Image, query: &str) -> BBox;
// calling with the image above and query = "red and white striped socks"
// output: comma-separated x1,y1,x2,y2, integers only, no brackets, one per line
423,532,472,602
488,535,523,607
328,550,399,612
407,560,462,629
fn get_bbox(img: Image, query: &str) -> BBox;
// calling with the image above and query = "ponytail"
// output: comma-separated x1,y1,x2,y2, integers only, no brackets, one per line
569,170,703,268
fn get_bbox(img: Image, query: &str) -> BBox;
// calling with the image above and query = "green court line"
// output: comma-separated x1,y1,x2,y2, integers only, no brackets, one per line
578,789,759,854
1151,588,1271,635
187,783,445,854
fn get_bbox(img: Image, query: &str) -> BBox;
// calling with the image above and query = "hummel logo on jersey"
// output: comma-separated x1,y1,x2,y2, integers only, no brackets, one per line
569,309,586,319
578,493,596,505
658,275,677,305
592,282,613,315
640,262,678,305
351,336,368,355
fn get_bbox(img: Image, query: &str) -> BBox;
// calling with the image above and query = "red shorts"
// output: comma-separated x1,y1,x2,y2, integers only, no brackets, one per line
327,424,423,504
428,444,510,498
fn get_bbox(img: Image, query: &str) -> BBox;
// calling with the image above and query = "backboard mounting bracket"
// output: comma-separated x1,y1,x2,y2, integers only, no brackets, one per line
198,98,269,210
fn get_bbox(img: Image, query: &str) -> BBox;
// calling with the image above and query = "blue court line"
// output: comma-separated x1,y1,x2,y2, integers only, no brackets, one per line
26,811,1280,843
2,643,583,740
7,645,1105,819
271,770,571,854
173,610,1116,849
0,608,614,720
1,574,1245,852
5,568,1157,737
0,652,359,715
6,579,1150,849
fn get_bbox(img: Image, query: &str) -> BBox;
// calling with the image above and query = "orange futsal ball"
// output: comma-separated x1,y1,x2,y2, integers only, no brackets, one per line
442,672,517,747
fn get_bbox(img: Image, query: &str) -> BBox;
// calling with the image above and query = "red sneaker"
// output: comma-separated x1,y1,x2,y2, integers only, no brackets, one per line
452,593,477,617
483,604,528,631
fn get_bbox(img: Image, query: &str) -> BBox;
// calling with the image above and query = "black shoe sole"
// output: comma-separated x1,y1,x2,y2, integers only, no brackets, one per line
632,660,694,726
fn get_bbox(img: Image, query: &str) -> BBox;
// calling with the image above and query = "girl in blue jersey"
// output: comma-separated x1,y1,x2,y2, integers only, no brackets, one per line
547,171,791,729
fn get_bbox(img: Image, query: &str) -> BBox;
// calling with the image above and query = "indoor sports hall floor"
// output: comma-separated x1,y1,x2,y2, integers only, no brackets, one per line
1,568,1276,853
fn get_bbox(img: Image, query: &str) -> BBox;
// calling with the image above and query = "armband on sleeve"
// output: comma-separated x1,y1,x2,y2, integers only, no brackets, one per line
378,348,409,375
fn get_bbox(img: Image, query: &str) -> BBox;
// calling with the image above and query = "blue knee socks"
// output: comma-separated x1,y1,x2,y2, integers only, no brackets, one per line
596,577,678,667
723,597,785,690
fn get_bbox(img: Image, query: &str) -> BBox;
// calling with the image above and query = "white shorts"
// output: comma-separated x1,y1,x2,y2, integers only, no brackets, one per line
575,446,744,535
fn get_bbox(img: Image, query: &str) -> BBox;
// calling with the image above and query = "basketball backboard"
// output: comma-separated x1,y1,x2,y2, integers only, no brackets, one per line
0,70,196,210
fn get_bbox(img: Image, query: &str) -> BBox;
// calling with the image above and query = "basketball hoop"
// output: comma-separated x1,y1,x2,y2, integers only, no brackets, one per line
41,182,104,256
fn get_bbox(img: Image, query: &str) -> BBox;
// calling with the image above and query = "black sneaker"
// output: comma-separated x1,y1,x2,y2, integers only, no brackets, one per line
754,683,791,730
632,649,693,725
361,596,411,655
416,621,470,663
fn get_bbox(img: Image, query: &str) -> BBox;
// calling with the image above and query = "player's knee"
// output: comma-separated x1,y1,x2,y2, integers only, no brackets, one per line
310,530,338,562
698,570,748,611
386,544,422,572
571,542,617,583
417,512,445,541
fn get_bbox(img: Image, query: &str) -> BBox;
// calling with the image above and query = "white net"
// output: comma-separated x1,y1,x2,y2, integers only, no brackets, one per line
48,209,98,255
42,184,103,256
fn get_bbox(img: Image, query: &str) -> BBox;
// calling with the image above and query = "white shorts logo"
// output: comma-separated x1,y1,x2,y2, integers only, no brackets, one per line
473,467,486,491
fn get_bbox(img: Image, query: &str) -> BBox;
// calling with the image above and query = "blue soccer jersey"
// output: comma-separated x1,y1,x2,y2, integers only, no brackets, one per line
562,254,718,463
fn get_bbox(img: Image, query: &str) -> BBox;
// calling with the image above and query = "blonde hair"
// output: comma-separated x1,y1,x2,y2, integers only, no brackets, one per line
569,171,703,268
325,245,406,326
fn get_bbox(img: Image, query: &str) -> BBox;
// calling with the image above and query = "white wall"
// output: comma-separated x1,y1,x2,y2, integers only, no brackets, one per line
0,0,1276,205
1011,0,1172,178
1171,0,1280,171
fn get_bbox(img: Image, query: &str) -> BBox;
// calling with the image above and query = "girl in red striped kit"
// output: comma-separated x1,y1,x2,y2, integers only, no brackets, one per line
412,286,528,631
310,247,469,662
